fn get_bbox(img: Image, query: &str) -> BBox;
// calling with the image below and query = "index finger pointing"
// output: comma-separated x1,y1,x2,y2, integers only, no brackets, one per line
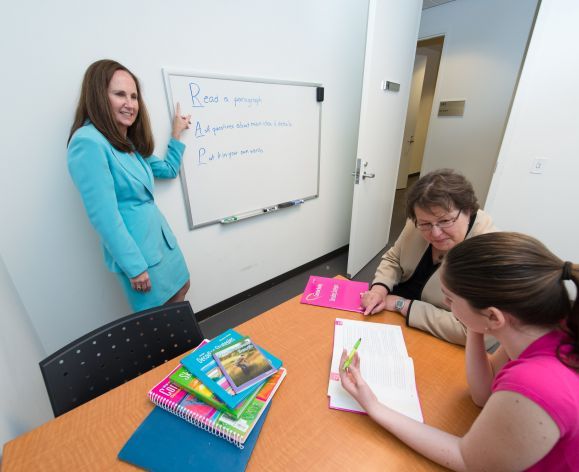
175,102,181,115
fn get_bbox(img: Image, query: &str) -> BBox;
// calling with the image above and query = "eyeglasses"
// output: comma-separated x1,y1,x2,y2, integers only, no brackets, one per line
416,210,462,232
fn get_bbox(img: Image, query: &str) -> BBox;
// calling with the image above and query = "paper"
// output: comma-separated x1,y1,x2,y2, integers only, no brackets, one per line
328,318,423,422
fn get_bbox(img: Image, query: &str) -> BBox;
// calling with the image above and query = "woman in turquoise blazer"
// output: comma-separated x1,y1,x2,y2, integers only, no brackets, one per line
68,59,191,311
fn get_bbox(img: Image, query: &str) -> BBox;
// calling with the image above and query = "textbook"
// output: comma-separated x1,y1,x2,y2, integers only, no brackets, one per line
180,329,283,409
170,365,259,420
149,364,287,448
328,318,423,422
300,275,369,313
212,336,277,393
118,405,270,472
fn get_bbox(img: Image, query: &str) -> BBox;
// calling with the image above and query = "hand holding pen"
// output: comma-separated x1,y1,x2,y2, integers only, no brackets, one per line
342,337,362,370
338,342,378,413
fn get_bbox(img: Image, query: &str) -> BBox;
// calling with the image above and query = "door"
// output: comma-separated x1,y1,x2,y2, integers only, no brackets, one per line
396,54,427,189
347,0,422,277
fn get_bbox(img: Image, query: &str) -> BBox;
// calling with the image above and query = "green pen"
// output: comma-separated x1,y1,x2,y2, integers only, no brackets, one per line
342,337,362,370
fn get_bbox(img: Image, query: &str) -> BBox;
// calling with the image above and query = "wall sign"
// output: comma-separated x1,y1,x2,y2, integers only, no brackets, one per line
438,100,465,116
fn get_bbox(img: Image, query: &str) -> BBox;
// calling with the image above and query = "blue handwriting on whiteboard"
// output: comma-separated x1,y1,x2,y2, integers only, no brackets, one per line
198,148,207,164
189,82,223,107
193,120,292,139
210,123,235,136
189,83,204,108
197,147,264,166
234,96,262,107
195,121,207,138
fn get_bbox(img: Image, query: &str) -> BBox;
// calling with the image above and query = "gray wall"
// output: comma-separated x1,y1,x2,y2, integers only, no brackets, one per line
0,255,52,459
418,0,537,204
486,0,579,262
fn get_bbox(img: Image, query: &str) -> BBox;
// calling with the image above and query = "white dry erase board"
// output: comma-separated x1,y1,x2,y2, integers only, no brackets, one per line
163,70,323,229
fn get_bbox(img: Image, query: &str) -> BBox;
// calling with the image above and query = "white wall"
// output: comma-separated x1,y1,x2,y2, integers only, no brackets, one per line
418,0,537,203
0,0,369,355
486,0,579,262
0,254,52,458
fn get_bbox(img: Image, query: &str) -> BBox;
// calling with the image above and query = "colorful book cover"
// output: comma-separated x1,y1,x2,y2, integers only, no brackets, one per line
215,369,285,441
169,365,258,420
149,365,287,448
212,336,277,394
300,275,369,313
180,329,283,409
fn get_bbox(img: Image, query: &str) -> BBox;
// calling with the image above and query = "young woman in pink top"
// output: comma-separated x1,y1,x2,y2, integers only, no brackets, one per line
340,232,578,471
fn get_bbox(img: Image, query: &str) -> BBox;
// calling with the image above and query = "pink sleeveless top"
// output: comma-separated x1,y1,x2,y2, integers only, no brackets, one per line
492,330,579,471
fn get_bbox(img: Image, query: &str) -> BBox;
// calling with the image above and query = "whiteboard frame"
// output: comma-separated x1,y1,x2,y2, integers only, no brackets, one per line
162,68,323,230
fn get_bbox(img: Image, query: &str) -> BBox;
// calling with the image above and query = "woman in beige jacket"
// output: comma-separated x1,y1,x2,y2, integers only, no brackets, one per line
361,169,496,346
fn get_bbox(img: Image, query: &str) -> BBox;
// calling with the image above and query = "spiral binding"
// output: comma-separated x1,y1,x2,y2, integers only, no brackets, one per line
149,392,244,449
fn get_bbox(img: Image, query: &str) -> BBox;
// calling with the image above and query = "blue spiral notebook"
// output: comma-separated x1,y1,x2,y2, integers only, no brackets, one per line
118,404,270,471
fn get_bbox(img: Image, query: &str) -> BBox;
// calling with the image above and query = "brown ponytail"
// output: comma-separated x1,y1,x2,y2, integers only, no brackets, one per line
561,261,579,367
442,232,578,369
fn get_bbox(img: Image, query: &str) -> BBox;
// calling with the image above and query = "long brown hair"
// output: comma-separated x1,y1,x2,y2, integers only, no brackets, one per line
406,169,479,222
68,59,154,156
442,232,578,369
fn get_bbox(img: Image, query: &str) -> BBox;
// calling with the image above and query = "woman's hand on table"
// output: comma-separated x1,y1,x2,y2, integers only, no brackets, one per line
338,350,378,413
361,286,388,315
362,287,410,317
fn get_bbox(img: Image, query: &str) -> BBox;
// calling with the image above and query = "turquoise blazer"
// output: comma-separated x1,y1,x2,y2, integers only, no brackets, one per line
68,123,185,278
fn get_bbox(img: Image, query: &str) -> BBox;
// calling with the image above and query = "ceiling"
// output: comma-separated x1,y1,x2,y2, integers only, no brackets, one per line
423,0,455,9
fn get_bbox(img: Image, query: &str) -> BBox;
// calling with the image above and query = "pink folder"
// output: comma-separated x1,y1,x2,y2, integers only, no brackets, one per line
300,276,369,313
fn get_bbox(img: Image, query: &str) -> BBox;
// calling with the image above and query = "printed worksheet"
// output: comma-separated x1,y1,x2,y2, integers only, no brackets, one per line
328,318,423,422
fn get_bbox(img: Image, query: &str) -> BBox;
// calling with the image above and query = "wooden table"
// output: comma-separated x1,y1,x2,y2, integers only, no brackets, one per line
2,294,480,471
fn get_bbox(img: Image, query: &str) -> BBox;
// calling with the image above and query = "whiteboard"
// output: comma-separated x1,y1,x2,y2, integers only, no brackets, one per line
163,70,322,229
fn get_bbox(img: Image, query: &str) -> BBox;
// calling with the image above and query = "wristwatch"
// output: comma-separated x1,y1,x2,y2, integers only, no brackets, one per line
394,298,406,312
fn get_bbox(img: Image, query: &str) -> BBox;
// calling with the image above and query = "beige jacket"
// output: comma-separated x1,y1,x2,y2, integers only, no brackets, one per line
373,209,497,346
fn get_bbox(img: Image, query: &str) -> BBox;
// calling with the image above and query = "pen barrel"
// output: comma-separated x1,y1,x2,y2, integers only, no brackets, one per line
342,338,361,369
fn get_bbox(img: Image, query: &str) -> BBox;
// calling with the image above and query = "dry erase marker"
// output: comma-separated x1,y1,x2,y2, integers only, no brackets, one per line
221,216,238,223
342,337,362,370
278,199,305,209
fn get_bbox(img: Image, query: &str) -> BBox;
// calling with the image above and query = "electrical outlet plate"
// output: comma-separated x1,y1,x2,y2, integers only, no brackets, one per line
530,158,548,174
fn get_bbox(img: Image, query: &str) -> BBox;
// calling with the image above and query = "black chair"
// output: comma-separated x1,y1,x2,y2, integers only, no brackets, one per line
39,301,204,417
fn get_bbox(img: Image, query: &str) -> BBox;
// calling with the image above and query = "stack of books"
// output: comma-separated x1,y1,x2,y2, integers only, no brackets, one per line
157,329,284,447
119,329,285,471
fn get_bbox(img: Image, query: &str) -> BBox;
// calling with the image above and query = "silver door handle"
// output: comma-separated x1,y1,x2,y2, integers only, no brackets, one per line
352,158,376,183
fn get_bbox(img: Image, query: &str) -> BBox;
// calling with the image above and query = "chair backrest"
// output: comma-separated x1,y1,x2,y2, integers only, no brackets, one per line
39,301,204,417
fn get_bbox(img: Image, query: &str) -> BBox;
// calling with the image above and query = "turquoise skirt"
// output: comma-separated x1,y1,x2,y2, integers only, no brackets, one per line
116,243,190,312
